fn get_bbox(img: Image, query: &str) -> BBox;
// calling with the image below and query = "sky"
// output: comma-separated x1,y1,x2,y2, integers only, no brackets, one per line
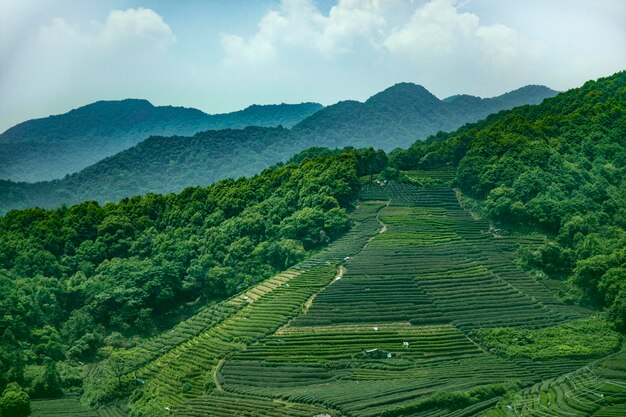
1,0,624,132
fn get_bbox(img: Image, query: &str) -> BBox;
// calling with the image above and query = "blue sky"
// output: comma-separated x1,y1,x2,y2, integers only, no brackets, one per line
1,0,624,132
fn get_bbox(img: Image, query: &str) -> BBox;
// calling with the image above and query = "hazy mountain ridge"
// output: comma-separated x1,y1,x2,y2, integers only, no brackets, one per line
0,100,323,182
0,83,557,212
291,83,557,150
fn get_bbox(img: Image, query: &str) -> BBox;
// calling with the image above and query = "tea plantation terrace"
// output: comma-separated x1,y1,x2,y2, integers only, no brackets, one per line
65,177,626,417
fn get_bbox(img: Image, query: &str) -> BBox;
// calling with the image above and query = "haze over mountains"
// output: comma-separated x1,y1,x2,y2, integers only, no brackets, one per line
292,83,556,150
0,83,557,213
0,100,323,182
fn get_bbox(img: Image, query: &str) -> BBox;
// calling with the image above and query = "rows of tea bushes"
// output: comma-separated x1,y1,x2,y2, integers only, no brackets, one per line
359,182,390,200
382,183,582,331
208,188,551,416
404,166,456,182
209,182,619,417
292,273,448,326
31,396,98,417
171,391,336,417
101,202,387,416
127,302,242,370
229,325,482,364
220,325,535,417
481,350,626,417
129,268,339,409
31,395,127,417
293,191,453,327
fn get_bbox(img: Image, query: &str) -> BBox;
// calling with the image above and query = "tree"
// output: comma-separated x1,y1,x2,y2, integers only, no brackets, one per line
0,383,30,417
106,351,138,389
324,208,351,239
279,207,326,249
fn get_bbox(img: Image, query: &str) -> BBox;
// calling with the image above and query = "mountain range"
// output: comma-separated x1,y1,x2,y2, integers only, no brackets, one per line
0,100,323,182
0,83,557,213
292,83,556,150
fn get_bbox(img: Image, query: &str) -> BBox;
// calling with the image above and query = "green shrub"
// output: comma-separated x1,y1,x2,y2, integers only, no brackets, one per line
0,383,30,417
475,316,623,360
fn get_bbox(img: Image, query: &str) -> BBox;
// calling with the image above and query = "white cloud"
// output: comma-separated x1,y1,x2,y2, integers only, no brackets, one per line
0,7,177,131
385,0,479,55
220,0,387,64
98,8,176,47
30,8,176,88
385,0,542,73
39,8,175,49
219,0,544,95
475,23,539,71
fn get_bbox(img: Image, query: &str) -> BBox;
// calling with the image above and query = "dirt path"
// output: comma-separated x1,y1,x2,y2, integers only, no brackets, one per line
362,201,389,252
213,359,224,391
302,265,345,313
275,264,346,334
377,201,389,233
378,216,387,234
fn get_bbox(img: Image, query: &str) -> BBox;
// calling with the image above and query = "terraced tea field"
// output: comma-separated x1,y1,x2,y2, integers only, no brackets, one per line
483,351,626,417
31,395,126,417
31,396,98,417
91,201,385,415
95,179,624,417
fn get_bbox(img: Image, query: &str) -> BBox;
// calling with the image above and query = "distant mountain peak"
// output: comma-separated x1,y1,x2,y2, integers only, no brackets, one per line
72,98,155,113
493,84,559,106
507,84,556,93
366,82,440,106
498,84,558,99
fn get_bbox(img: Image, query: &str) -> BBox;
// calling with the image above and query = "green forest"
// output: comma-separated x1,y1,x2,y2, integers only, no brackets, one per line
0,72,624,417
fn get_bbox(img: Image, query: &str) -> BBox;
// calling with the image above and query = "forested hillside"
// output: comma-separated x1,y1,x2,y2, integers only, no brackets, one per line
0,72,624,417
0,100,322,182
0,148,387,400
391,71,626,330
0,84,556,213
0,127,296,210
